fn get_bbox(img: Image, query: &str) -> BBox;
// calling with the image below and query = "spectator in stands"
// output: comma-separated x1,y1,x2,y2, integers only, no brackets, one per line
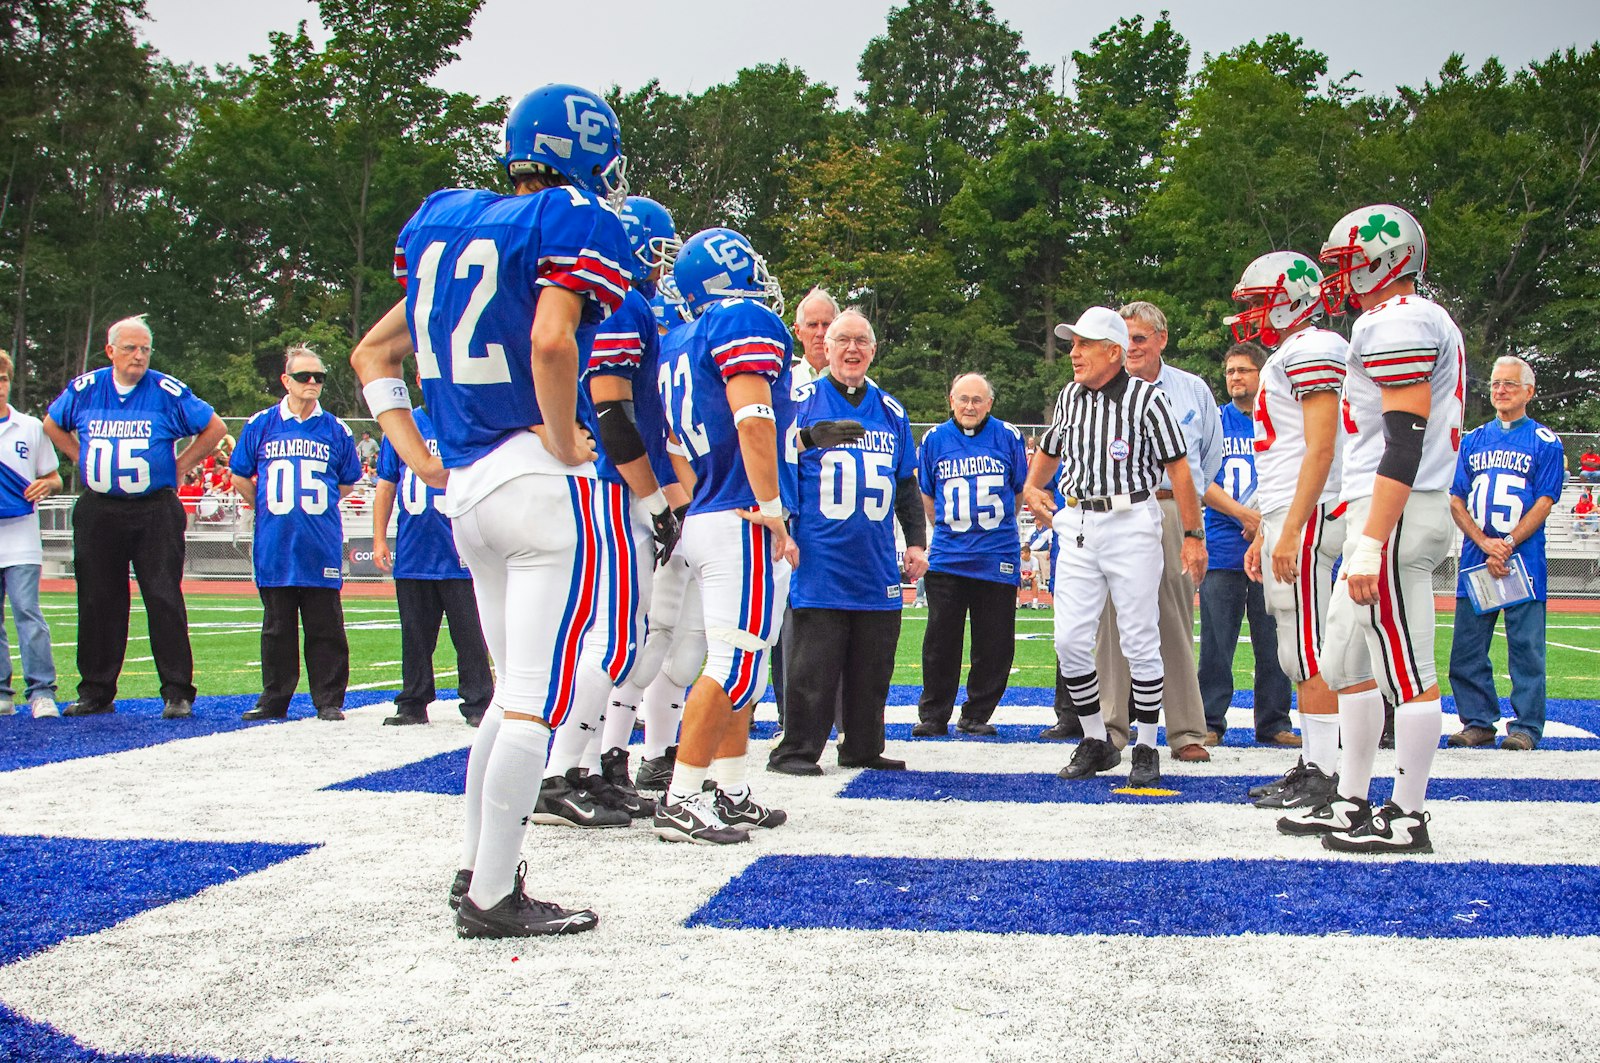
1447,356,1565,751
1576,488,1597,538
0,349,63,718
1579,450,1600,483
356,430,380,468
230,346,362,722
1197,342,1295,747
1018,545,1043,609
44,314,227,719
178,470,204,527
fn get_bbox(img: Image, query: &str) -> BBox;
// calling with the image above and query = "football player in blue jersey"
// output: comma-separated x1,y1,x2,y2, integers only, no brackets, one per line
912,372,1029,738
654,225,796,843
351,83,631,936
1446,356,1565,750
44,314,228,719
371,399,493,728
532,195,682,828
230,347,363,723
768,308,927,775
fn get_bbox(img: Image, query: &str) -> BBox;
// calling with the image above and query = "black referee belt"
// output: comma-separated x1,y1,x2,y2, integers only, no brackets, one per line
1066,488,1151,512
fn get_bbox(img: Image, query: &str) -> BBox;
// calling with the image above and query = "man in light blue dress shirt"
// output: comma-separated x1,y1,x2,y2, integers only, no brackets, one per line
1093,301,1223,761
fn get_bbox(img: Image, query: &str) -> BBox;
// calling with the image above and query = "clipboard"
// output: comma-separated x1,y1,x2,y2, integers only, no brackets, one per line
1462,555,1535,615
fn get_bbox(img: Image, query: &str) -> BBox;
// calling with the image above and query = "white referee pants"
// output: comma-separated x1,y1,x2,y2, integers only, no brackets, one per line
1052,500,1165,682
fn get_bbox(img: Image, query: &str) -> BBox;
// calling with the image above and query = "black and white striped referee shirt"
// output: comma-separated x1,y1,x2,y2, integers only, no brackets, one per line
1038,368,1188,498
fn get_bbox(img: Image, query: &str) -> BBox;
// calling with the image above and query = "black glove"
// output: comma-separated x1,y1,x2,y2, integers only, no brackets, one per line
650,503,682,566
800,419,867,449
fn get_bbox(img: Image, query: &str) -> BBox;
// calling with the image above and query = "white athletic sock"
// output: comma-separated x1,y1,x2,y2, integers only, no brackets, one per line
1336,688,1384,802
1391,701,1442,813
667,761,708,805
545,663,610,779
1135,719,1158,748
601,694,638,753
464,718,549,911
1301,712,1340,775
1079,710,1108,743
711,755,747,799
459,701,505,870
642,672,685,759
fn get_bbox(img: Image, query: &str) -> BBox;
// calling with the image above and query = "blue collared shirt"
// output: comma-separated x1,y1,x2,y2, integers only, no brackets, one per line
1151,361,1223,499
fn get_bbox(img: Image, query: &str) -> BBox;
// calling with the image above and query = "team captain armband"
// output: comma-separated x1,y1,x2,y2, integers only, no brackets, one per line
1359,345,1436,388
363,378,412,417
733,403,775,426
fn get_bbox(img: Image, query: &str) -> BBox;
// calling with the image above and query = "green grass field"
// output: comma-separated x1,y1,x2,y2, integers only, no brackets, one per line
18,591,1599,702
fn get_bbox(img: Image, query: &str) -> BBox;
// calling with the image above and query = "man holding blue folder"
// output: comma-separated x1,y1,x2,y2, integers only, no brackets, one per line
1447,356,1565,751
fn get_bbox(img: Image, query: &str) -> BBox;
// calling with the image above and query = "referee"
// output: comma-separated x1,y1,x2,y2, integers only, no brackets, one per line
43,315,227,719
1022,307,1207,788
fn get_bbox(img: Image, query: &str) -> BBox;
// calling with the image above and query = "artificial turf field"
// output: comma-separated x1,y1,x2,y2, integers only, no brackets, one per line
17,589,1598,704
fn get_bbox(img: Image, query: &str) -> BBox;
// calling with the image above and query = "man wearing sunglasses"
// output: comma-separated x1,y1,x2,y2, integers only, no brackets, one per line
230,347,363,721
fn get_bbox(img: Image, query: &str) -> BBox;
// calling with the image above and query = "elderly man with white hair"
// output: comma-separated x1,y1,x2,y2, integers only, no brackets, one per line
790,286,840,386
1446,355,1565,751
44,315,227,718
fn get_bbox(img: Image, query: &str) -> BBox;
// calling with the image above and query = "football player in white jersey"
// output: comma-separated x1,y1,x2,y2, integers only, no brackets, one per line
1227,252,1348,813
1302,204,1464,854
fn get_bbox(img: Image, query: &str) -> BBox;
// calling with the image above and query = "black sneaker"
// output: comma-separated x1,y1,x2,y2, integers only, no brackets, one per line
1127,745,1161,788
1058,737,1121,780
703,781,787,828
652,790,749,845
1254,763,1338,810
1277,795,1372,837
1038,719,1083,740
634,745,677,793
956,719,998,736
1322,801,1433,854
911,721,949,737
528,769,630,828
1248,757,1306,800
449,868,471,911
454,862,598,938
578,763,654,820
598,747,656,818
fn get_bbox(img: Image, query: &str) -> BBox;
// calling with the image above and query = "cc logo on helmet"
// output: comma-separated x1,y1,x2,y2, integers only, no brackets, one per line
563,94,610,154
703,233,751,271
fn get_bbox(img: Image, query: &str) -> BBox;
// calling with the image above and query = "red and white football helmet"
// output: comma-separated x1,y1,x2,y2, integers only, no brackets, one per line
1319,203,1426,314
1225,250,1326,347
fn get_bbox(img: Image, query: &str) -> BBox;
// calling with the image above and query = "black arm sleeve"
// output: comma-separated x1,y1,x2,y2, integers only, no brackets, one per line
895,475,927,549
595,399,647,466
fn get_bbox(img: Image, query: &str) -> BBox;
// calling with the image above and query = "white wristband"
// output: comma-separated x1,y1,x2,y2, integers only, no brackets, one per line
641,489,668,516
363,378,412,417
757,497,784,519
1344,534,1385,578
734,403,775,426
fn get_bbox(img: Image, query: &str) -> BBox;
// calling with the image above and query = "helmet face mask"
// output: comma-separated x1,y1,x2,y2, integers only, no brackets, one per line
619,196,682,284
1226,251,1325,347
1319,204,1426,313
500,84,628,209
672,227,784,318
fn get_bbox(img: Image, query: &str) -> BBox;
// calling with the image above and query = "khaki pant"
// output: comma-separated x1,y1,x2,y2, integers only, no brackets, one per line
1095,498,1208,750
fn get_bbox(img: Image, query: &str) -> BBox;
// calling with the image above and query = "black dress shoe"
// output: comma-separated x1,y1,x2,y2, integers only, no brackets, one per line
911,721,949,737
383,712,428,726
241,705,288,721
766,758,824,777
62,700,115,717
837,755,907,770
1038,719,1083,740
317,707,346,721
956,719,998,736
162,699,193,720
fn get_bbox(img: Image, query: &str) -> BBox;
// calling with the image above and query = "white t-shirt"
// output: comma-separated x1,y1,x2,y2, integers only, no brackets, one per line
0,409,60,568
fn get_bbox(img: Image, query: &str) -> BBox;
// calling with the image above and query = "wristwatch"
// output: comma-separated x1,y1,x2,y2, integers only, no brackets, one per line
1183,528,1206,542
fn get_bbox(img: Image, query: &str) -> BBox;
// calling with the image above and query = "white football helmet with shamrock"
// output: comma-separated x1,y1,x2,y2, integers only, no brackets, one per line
1226,250,1326,347
1319,203,1427,313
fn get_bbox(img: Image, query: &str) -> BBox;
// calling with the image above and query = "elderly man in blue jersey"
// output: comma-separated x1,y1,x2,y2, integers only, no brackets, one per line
372,403,493,727
231,347,363,722
1447,356,1565,751
352,84,630,935
768,308,927,775
44,314,227,719
913,372,1028,737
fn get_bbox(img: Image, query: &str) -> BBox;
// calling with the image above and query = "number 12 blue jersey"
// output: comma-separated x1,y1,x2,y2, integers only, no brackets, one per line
392,186,631,468
1451,417,1565,600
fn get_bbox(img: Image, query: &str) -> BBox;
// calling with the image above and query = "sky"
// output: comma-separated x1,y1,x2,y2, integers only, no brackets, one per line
141,0,1600,105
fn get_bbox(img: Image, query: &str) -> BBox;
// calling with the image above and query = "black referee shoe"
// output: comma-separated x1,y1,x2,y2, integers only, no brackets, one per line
1058,737,1120,780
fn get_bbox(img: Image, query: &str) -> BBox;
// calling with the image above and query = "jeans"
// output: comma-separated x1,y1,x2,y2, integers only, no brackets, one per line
1447,596,1546,741
0,564,55,702
1197,567,1293,739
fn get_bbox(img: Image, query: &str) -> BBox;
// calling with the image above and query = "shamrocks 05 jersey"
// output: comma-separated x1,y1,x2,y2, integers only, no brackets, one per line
916,416,1028,585
1451,417,1565,600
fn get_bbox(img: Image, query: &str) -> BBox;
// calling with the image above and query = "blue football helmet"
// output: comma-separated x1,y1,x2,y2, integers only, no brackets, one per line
671,227,784,318
500,84,628,211
619,196,681,284
649,286,693,332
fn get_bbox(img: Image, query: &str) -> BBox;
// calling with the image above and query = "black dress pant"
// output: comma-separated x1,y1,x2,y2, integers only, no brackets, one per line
258,585,349,712
917,571,1017,726
768,607,901,767
73,489,195,704
395,577,493,719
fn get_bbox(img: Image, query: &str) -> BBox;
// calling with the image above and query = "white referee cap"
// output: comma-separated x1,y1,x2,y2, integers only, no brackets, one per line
1054,306,1129,349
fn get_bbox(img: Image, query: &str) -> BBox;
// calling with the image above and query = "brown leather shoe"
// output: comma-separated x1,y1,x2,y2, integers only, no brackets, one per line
1447,725,1498,748
1172,743,1211,763
1263,730,1303,747
1202,731,1222,747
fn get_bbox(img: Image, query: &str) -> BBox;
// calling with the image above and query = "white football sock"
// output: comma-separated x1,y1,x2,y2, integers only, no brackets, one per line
667,761,708,805
642,671,685,759
711,755,747,799
545,663,609,779
601,695,638,753
1301,712,1340,775
1391,701,1442,813
459,701,505,870
1336,688,1384,802
464,718,549,911
1134,719,1159,748
1079,710,1108,743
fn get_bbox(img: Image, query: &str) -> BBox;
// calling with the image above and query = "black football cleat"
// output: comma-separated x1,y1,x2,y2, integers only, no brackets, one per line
454,862,597,938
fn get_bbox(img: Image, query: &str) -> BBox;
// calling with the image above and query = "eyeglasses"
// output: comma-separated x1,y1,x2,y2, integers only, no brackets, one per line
1128,334,1152,345
1223,367,1258,377
832,336,874,349
287,371,327,384
1488,380,1528,391
115,344,152,355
